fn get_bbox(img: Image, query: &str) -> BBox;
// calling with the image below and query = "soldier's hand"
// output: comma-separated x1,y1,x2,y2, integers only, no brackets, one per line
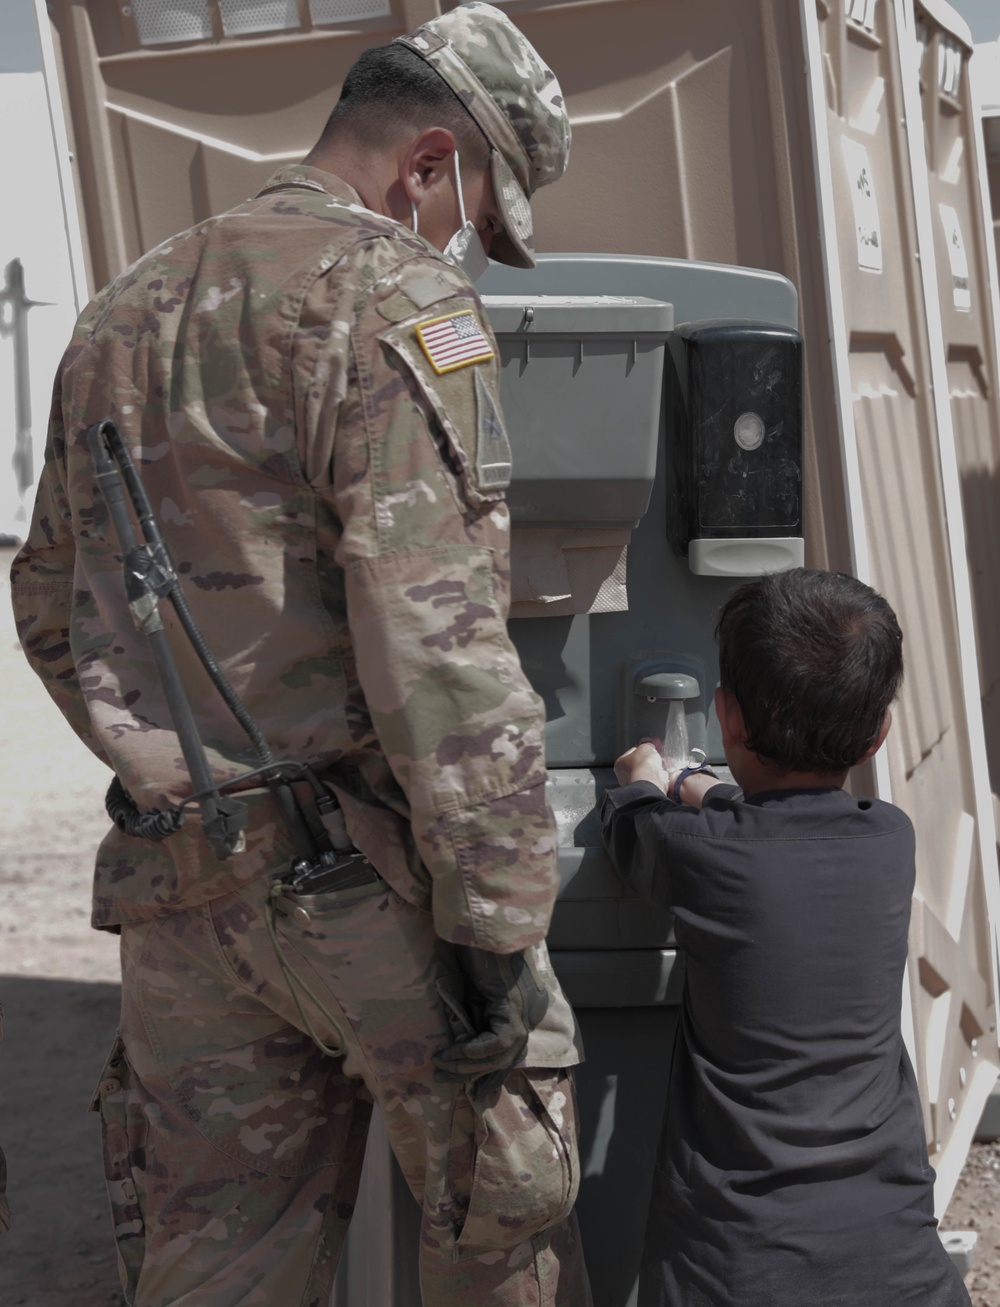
433,945,549,1097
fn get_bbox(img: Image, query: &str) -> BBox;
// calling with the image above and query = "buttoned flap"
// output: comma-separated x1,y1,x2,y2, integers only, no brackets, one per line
453,1067,579,1257
379,309,512,510
91,1035,147,1297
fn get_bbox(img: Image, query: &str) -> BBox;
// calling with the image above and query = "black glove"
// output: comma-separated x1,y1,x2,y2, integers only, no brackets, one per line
433,945,550,1097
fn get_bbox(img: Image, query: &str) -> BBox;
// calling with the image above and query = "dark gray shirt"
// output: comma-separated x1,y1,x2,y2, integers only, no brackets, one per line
600,780,970,1307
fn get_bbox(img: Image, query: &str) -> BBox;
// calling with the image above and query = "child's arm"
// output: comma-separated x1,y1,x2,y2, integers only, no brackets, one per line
601,744,736,906
614,742,725,810
599,776,676,906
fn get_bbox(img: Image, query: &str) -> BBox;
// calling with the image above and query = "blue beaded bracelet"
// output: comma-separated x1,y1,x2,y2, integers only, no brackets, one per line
671,763,719,804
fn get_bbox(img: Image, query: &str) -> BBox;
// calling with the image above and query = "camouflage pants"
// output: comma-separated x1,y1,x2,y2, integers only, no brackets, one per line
93,871,591,1306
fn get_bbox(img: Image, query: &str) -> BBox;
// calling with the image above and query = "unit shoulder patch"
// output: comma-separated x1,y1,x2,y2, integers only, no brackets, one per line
415,311,495,375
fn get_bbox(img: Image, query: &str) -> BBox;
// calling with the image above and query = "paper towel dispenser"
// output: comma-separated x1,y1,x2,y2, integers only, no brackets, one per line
482,295,673,529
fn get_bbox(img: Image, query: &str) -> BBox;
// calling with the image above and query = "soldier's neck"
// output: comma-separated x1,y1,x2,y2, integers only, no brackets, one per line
300,141,401,225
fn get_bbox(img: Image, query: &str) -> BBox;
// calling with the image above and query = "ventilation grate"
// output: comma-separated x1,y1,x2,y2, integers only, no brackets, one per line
218,0,300,36
308,0,391,25
131,0,213,46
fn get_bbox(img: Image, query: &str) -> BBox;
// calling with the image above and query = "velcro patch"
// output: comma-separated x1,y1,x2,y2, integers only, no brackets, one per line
416,311,495,375
403,270,458,310
475,370,512,489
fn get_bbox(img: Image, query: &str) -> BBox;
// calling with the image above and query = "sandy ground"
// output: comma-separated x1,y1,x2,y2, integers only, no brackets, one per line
0,540,997,1305
0,549,123,1306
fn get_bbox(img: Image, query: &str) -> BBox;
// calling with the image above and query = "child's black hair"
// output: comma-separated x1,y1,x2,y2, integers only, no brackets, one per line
716,568,904,773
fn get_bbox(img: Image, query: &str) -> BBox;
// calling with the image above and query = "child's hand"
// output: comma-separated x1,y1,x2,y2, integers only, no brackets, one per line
613,741,669,794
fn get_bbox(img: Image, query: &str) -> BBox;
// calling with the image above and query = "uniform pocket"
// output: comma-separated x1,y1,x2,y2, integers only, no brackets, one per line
138,895,362,1179
455,1068,579,1256
91,1035,146,1300
278,868,390,920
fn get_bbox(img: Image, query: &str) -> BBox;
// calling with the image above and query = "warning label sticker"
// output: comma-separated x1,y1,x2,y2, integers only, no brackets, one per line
939,204,971,312
841,137,883,274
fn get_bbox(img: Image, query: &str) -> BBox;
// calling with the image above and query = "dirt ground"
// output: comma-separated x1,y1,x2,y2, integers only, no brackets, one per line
947,1142,1000,1304
1,541,999,1306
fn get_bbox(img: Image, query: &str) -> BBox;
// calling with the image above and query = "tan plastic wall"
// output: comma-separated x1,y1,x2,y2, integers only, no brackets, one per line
46,0,442,294
916,5,1000,813
806,0,997,1194
45,0,999,1210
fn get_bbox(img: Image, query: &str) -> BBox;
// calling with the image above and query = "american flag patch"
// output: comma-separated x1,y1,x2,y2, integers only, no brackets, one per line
415,311,495,375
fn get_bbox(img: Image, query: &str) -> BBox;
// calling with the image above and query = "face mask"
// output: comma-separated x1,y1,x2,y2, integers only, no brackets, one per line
442,150,490,283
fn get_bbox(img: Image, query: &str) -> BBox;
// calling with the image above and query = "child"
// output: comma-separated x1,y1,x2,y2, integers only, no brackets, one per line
600,568,970,1307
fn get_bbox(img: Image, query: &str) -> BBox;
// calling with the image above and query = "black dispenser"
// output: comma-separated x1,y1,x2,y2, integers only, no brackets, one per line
670,319,805,576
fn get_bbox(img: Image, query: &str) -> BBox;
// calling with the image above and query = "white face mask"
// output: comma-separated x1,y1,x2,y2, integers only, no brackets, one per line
445,150,492,282
411,151,491,283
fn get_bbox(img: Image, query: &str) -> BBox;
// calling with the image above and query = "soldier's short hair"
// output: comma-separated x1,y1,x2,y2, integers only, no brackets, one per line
321,43,489,177
716,568,904,774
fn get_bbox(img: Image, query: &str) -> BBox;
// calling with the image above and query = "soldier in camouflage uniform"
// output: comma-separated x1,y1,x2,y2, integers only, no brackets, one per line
10,4,593,1303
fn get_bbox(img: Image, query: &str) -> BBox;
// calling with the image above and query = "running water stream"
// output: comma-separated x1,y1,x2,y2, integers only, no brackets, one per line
660,698,693,771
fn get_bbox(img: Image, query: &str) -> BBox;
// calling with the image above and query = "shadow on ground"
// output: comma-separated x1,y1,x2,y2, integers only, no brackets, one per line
0,977,122,1307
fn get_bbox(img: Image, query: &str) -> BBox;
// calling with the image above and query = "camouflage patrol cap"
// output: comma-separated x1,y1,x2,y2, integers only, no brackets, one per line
395,0,570,269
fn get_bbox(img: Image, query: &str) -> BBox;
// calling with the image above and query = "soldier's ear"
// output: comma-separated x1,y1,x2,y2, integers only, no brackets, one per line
401,127,457,203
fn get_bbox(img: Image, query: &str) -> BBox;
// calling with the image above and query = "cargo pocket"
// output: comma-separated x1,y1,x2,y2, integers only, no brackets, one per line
277,868,390,924
455,1068,579,1257
91,1035,146,1300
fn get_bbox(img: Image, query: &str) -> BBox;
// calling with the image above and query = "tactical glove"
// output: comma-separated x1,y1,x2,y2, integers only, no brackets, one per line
433,945,550,1097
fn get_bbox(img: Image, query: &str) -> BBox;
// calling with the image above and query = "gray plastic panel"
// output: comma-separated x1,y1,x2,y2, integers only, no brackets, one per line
481,256,795,951
482,293,671,529
546,765,734,950
551,949,684,1007
485,256,797,771
547,767,670,949
570,1003,678,1307
483,294,674,335
480,253,798,331
329,1108,422,1307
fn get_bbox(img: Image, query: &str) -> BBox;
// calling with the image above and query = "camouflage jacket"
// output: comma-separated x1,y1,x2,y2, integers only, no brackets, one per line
11,165,558,952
